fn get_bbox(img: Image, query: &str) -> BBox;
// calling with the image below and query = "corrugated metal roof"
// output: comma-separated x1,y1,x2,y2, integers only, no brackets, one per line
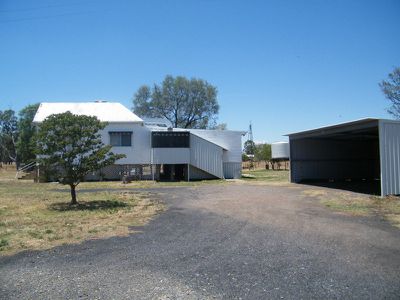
142,117,172,128
285,118,384,138
33,102,143,123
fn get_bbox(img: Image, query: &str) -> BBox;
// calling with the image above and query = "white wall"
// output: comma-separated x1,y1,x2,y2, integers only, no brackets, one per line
189,130,243,163
152,148,190,164
99,125,243,170
100,123,151,164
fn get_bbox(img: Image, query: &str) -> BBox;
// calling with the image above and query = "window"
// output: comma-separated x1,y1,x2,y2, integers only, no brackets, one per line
152,131,190,148
109,132,132,146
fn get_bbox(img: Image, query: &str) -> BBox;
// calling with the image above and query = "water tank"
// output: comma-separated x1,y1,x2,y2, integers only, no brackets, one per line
271,142,289,160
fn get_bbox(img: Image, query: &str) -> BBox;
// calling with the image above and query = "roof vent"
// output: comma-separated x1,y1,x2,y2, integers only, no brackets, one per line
167,127,173,131
94,100,107,103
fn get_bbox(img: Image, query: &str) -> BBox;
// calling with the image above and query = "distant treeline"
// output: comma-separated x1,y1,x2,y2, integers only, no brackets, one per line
0,103,39,167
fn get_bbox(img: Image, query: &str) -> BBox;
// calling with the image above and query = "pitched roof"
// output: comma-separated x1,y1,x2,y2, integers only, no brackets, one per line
285,118,382,139
33,102,143,123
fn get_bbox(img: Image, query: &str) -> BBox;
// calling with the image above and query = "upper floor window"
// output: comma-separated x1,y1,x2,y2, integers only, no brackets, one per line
109,131,132,146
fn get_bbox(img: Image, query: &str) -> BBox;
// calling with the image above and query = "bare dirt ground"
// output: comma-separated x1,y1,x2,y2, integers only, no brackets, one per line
1,183,400,299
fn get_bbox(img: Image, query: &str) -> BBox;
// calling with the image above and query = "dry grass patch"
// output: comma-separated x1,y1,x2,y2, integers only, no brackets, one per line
0,175,164,255
321,196,373,216
76,179,227,190
302,188,400,228
242,169,289,184
373,196,400,228
302,189,328,198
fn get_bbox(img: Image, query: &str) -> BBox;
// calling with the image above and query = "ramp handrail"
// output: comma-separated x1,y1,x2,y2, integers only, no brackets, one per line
15,161,37,179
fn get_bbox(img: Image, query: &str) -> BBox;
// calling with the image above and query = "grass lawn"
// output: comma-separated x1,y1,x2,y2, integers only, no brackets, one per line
0,167,164,256
241,169,289,183
78,178,227,189
0,167,286,255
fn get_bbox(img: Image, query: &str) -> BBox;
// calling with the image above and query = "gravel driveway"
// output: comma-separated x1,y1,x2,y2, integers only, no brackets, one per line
1,183,400,299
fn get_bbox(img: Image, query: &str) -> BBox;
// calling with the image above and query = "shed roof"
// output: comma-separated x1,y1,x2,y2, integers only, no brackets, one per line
285,118,384,139
33,102,143,123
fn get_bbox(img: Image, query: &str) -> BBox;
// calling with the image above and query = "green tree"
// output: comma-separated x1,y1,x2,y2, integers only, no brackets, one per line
133,75,219,129
210,123,227,130
35,112,125,204
16,103,39,165
0,109,18,164
380,67,400,119
255,143,271,162
243,140,256,155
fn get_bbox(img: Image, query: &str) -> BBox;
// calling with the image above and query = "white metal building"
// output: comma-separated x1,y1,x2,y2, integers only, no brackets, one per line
271,142,289,160
287,118,400,196
33,102,245,181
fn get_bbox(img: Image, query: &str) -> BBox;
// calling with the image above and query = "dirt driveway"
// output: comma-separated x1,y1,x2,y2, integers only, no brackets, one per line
1,183,400,299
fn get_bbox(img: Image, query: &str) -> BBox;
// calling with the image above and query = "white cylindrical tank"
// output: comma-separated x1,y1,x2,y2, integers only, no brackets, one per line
271,142,289,159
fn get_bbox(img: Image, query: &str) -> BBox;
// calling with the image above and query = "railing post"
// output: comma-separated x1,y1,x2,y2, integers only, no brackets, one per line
36,162,40,183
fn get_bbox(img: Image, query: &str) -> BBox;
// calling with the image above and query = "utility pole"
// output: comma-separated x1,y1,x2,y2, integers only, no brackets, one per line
247,121,255,169
248,121,254,146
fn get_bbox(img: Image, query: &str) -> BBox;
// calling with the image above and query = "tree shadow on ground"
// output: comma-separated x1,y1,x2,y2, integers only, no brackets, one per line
48,200,128,212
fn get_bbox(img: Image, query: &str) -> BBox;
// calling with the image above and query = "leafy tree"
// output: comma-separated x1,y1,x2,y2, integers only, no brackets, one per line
255,143,271,162
0,110,18,164
35,112,125,204
380,67,400,119
16,103,40,165
243,140,256,155
210,123,227,130
133,75,219,129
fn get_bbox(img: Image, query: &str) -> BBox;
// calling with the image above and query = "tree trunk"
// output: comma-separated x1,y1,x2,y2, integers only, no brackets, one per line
70,184,77,205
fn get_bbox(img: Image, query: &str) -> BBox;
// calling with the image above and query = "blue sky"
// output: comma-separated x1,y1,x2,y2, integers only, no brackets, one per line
0,0,399,142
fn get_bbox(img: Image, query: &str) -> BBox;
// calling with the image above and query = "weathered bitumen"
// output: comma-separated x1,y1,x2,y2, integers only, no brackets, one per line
1,184,400,299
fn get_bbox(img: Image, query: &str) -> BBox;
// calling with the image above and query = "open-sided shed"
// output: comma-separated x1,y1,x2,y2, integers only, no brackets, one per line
287,118,400,196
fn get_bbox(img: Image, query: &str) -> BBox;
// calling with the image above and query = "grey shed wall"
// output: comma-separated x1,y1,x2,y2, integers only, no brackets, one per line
379,120,400,196
289,138,380,182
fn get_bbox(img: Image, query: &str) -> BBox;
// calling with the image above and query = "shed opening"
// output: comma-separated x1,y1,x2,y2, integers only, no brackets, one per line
289,121,381,195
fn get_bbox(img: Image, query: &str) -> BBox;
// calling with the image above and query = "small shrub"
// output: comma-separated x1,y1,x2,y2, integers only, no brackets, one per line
0,238,9,250
47,235,62,241
28,230,44,239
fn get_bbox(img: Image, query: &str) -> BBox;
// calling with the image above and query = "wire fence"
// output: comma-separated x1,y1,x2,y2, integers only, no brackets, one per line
242,160,290,170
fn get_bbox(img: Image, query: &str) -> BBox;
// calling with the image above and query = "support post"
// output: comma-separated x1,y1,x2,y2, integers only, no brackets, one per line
36,162,40,183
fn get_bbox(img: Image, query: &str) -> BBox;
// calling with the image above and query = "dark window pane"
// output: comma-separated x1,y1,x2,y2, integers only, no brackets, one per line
109,132,132,147
121,134,131,146
110,133,120,146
